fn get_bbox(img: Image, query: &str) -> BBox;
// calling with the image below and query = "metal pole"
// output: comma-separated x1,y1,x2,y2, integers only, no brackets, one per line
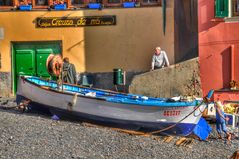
229,0,232,18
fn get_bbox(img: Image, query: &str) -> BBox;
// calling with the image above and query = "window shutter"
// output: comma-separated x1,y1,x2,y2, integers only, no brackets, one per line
215,0,229,17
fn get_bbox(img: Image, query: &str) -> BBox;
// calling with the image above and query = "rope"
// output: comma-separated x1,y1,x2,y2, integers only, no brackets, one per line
83,99,207,137
46,54,63,77
81,99,206,137
0,105,19,110
145,100,206,135
108,99,207,136
0,99,31,110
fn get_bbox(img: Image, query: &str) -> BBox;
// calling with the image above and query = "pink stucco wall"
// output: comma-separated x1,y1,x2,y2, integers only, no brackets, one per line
198,0,239,97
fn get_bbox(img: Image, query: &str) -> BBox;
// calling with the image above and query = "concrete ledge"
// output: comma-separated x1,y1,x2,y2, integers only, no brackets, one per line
129,58,202,98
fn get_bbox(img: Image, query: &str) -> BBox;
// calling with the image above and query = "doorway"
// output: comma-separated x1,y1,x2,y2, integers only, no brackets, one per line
12,41,62,94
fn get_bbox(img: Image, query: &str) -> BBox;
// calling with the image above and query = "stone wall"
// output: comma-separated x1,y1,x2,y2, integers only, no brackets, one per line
0,72,11,97
128,58,202,98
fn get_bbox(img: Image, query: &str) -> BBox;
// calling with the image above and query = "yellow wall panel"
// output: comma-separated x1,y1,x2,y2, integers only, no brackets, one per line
0,6,174,73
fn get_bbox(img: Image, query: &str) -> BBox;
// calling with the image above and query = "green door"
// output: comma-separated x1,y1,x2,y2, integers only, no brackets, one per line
15,49,35,76
36,49,53,78
13,41,61,94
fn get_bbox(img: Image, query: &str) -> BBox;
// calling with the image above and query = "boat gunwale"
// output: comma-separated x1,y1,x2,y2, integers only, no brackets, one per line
19,76,200,107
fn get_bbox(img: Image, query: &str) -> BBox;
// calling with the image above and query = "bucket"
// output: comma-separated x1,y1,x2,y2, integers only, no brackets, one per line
113,68,124,85
81,74,93,87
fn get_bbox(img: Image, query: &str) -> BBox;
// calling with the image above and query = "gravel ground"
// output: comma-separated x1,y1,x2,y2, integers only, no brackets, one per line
0,97,238,159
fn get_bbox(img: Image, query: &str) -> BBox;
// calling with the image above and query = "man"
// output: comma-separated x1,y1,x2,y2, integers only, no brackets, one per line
214,98,231,140
62,57,77,84
151,47,170,71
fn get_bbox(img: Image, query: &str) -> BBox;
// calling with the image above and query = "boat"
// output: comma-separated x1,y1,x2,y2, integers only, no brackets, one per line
16,76,206,136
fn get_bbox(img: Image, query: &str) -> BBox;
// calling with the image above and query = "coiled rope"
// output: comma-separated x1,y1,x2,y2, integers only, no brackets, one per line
46,54,63,77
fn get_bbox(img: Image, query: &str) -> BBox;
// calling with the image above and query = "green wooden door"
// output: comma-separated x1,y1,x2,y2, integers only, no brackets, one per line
13,41,61,94
36,49,53,77
15,50,35,76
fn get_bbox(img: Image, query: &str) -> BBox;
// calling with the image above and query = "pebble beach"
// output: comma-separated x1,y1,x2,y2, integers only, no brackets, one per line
0,97,238,159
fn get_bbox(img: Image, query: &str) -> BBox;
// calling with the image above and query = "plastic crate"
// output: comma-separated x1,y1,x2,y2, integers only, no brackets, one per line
123,2,135,8
225,113,236,128
207,103,216,116
54,4,66,10
88,3,101,9
19,5,32,11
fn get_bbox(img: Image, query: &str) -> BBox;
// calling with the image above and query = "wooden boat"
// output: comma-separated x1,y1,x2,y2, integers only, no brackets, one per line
16,76,206,136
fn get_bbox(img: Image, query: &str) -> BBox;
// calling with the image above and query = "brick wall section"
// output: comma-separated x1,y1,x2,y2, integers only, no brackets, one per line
129,58,202,98
0,72,11,97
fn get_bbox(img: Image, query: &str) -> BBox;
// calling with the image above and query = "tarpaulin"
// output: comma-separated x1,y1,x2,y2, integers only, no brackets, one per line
192,117,212,141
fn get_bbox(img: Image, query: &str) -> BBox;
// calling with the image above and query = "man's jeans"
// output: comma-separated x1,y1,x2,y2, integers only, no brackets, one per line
216,120,227,135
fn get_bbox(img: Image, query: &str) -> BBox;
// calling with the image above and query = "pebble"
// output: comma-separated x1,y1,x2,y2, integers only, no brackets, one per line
0,97,238,159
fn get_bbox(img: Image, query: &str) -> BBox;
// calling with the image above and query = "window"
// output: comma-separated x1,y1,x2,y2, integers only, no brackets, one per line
19,0,32,5
141,0,160,6
35,0,48,5
108,0,120,3
71,0,84,5
104,0,121,7
142,0,157,3
0,0,13,6
53,0,65,5
233,0,239,16
88,0,101,3
215,0,239,18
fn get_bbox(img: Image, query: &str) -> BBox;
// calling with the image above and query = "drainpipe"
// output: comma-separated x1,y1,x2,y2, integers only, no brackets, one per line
231,45,235,81
162,0,166,35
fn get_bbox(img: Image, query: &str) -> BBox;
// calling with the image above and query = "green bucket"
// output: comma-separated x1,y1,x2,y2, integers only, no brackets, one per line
113,68,124,85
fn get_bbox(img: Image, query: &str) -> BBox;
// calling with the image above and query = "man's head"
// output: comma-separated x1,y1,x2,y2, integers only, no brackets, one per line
155,47,161,55
63,57,69,63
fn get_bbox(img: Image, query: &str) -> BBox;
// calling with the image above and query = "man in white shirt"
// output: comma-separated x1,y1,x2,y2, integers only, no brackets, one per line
151,47,170,71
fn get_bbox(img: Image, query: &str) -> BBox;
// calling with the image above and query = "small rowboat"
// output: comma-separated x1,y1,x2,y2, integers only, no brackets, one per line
16,76,206,136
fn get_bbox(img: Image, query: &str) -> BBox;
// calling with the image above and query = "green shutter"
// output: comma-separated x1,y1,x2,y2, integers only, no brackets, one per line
215,0,228,18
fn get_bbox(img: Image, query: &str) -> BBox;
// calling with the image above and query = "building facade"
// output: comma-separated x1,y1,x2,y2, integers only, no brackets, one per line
198,0,239,101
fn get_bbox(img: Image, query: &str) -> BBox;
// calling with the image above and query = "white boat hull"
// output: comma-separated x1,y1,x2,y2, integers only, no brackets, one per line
17,77,206,136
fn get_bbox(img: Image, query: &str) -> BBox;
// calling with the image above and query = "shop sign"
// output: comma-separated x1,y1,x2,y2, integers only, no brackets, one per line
36,16,116,28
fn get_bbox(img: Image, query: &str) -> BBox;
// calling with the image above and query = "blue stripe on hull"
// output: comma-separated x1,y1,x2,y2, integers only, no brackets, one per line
17,95,196,136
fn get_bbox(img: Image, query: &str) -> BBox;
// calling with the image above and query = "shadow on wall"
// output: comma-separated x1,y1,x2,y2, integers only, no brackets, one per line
198,0,221,33
177,47,198,62
221,47,231,88
174,0,198,63
77,71,145,92
67,40,84,52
